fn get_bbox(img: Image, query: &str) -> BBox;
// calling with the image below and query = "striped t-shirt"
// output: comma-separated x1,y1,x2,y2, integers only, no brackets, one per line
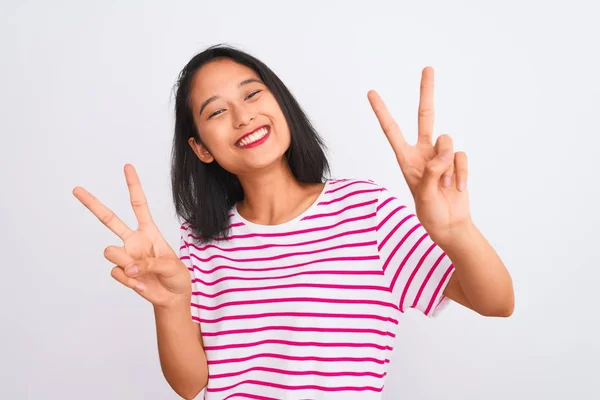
178,178,455,399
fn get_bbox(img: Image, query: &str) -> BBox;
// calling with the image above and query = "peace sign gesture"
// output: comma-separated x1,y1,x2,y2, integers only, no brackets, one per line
368,67,472,246
73,164,191,308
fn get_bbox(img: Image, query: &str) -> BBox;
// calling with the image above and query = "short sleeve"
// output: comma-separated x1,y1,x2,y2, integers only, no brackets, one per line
376,188,455,317
178,223,201,324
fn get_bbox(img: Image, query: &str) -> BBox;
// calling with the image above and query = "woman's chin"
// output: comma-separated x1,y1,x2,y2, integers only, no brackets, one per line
238,152,288,174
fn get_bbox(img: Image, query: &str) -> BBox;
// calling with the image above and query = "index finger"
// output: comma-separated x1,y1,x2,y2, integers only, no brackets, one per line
367,90,408,163
124,164,154,228
72,186,133,240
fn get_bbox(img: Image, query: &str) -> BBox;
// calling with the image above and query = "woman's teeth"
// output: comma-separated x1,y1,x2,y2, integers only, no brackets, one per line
238,127,268,147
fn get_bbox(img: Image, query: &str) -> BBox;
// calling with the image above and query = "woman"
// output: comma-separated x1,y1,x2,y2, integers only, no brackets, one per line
73,44,514,399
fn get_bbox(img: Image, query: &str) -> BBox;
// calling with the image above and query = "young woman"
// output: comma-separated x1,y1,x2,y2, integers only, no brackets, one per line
73,44,514,399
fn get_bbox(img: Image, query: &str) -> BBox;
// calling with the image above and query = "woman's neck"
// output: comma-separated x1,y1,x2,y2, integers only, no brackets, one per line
236,160,324,225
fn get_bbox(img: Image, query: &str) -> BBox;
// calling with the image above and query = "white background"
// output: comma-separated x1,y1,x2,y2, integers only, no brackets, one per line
2,1,599,399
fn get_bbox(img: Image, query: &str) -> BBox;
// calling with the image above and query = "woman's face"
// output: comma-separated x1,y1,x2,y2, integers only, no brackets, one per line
188,58,291,175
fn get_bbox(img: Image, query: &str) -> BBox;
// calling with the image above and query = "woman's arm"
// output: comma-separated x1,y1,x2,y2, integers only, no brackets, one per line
154,302,208,400
367,75,514,318
441,222,514,317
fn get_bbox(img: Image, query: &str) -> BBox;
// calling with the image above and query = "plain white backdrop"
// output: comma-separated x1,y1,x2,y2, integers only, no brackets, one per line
2,1,599,399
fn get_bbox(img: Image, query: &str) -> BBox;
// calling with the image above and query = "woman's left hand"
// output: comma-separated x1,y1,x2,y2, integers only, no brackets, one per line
368,67,472,247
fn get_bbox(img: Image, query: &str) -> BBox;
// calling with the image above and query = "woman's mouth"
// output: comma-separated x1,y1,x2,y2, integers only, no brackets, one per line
235,126,270,148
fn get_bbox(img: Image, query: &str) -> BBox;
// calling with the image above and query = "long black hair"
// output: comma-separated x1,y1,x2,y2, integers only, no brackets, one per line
171,44,330,243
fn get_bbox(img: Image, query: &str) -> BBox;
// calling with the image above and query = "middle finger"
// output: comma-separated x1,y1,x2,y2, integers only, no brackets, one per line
418,67,435,146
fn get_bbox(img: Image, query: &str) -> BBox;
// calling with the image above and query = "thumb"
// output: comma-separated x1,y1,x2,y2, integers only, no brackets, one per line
421,151,454,189
123,256,182,279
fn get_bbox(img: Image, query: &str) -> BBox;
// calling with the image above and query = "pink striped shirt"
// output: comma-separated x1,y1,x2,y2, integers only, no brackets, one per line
179,178,455,399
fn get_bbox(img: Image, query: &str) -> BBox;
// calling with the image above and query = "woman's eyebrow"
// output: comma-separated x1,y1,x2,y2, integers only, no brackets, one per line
199,78,264,116
238,78,263,87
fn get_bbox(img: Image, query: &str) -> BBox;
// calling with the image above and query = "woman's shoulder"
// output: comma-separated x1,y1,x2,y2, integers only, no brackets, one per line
325,177,388,191
322,177,394,205
325,177,406,205
179,221,195,241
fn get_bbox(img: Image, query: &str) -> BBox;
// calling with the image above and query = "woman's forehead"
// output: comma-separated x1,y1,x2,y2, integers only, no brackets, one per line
189,59,263,113
193,59,260,92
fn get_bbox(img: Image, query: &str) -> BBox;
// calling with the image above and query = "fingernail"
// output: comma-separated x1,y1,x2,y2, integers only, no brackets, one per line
126,265,138,275
135,282,145,291
459,181,466,191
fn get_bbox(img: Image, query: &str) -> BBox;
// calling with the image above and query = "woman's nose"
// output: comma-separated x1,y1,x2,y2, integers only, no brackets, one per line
233,105,255,128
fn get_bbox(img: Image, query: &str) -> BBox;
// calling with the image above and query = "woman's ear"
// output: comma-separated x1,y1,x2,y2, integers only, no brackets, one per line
188,137,215,164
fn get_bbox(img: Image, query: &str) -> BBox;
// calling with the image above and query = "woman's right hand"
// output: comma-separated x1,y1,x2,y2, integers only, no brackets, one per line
73,164,192,309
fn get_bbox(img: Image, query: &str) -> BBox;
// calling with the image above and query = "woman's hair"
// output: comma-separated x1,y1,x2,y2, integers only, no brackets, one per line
171,44,330,243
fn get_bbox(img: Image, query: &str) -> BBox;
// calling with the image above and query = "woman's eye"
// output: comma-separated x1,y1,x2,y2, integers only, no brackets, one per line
246,90,261,100
208,109,224,119
207,91,261,119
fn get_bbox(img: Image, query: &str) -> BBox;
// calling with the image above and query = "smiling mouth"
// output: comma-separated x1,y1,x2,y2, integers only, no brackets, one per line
236,126,270,148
